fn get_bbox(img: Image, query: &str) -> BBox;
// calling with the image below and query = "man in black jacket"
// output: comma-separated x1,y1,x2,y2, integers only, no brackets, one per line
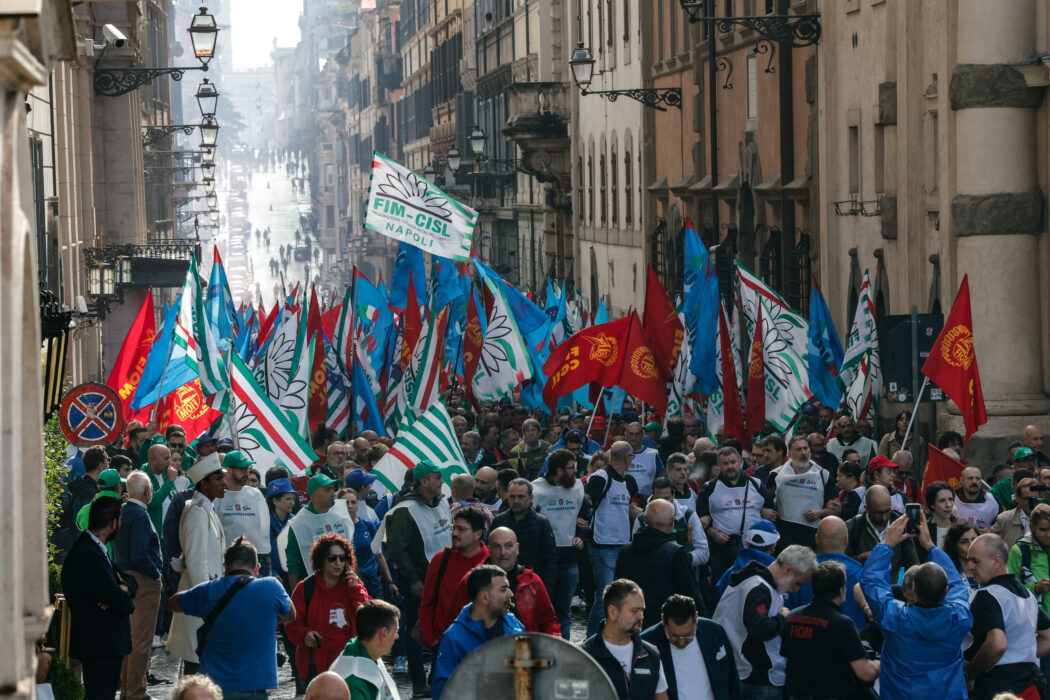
582,579,668,700
491,478,558,589
614,499,703,627
61,496,138,700
642,595,741,700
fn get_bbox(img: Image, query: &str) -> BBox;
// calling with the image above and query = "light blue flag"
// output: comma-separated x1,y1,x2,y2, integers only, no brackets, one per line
432,255,466,312
205,248,235,349
808,278,845,409
683,222,719,395
130,294,196,410
388,241,426,311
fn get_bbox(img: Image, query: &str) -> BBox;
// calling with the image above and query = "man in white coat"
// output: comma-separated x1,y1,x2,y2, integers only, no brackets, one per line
166,453,227,674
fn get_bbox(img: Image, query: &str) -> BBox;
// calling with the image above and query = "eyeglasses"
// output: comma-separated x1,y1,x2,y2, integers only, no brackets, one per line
667,633,695,643
326,553,349,562
169,443,186,450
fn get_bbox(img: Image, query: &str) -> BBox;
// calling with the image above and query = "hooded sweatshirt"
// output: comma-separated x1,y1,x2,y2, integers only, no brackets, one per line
716,546,777,596
431,605,525,700
614,526,704,626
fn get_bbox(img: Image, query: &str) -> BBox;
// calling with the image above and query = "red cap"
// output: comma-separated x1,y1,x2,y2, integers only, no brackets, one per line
866,455,897,473
591,416,607,429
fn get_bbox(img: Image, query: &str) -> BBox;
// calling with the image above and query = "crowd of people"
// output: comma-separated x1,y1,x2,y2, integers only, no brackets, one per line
54,396,1050,700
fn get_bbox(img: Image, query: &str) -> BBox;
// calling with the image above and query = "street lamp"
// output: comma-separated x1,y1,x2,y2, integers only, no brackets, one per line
116,255,132,285
447,146,462,173
200,147,215,164
206,192,218,209
188,6,220,65
203,177,215,194
196,78,219,117
200,161,216,179
568,42,682,111
199,116,219,148
423,163,436,180
469,126,486,158
209,210,220,222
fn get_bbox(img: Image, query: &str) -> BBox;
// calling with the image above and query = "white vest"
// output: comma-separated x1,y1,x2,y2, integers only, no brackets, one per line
371,498,452,561
714,574,785,686
626,448,662,497
770,463,828,528
213,486,270,554
532,477,585,547
590,469,632,546
328,653,401,700
981,583,1039,667
955,496,1000,531
674,487,698,512
708,477,765,537
278,500,354,574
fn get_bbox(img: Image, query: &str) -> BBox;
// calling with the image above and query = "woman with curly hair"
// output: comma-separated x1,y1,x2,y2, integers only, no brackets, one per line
285,532,371,688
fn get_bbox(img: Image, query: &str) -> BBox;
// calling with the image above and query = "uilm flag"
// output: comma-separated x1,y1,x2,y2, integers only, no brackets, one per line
745,303,766,438
921,275,987,444
106,292,157,420
619,312,668,412
306,288,328,433
462,287,485,409
921,444,967,495
643,266,685,378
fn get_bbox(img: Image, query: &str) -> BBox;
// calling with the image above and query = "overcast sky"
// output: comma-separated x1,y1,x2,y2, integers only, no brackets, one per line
230,0,302,70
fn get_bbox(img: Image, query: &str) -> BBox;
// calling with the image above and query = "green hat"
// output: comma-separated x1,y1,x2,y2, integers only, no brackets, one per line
97,468,126,489
307,473,338,495
1015,447,1037,461
413,459,442,480
644,421,662,432
150,433,166,446
222,450,256,471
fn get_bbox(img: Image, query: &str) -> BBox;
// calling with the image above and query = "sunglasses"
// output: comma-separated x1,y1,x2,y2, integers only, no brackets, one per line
326,553,349,563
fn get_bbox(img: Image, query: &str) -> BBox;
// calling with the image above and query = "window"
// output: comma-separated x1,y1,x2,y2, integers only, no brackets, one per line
624,149,633,224
600,151,607,223
623,0,629,41
848,125,860,196
611,145,619,225
588,154,595,224
607,0,614,45
874,124,885,196
577,156,585,222
746,53,758,129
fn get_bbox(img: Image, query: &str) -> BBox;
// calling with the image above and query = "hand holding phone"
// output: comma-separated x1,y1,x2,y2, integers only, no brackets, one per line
905,503,922,536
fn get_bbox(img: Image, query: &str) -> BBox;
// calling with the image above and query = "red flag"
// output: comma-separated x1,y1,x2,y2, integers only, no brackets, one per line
106,292,157,421
618,312,668,411
462,289,485,410
151,379,223,440
643,265,685,377
921,275,987,444
306,287,328,433
321,302,341,339
542,316,632,411
401,275,422,371
921,444,966,496
745,303,766,438
718,302,748,446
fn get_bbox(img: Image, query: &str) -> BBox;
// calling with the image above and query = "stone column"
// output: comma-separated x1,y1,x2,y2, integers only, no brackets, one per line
951,0,1049,417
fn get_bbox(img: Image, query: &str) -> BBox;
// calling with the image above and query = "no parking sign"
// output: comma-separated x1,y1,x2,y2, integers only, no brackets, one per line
58,383,126,446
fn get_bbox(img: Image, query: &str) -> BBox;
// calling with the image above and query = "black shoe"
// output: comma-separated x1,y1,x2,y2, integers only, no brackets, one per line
147,673,170,685
412,682,431,698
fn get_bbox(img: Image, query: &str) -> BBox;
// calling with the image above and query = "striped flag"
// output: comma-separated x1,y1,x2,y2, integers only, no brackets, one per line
403,305,449,414
172,255,228,396
230,352,315,475
371,400,470,493
839,269,881,420
324,333,351,437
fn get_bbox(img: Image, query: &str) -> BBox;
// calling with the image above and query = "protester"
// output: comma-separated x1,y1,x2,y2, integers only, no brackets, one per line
785,516,867,629
991,470,1038,549
641,594,740,700
266,478,297,588
581,579,668,700
956,466,1002,532
113,471,163,700
891,449,921,503
342,489,396,600
61,496,137,700
715,519,780,597
615,499,703,626
213,451,271,575
845,485,919,578
143,443,178,535
490,478,558,586
860,513,971,700
168,453,228,674
879,410,923,462
860,455,908,514
926,480,959,549
283,473,354,587
531,447,586,637
1022,426,1050,467
472,465,501,512
171,675,223,700
419,507,490,648
303,672,351,700
712,544,816,698
944,521,980,593
508,418,552,479
344,468,378,520
836,461,865,521
430,565,525,700
765,435,839,548
624,422,666,498
646,477,709,570
166,535,295,698
328,599,401,700
286,533,372,687
827,413,877,469
965,533,1050,699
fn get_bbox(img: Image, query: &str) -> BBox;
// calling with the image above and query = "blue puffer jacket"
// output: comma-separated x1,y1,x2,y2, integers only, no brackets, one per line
716,546,776,596
431,604,526,700
860,543,972,700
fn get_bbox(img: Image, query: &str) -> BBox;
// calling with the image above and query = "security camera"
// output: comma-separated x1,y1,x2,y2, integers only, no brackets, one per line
103,24,127,48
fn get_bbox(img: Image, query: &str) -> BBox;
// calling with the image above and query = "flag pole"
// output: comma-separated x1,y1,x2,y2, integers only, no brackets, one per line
901,376,929,449
151,292,180,425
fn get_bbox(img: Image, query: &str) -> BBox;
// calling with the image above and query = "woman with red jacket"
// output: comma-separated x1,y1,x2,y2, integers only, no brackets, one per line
285,533,371,684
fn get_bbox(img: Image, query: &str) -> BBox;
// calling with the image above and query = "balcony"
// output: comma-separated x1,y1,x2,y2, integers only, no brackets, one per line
503,82,571,195
84,241,198,289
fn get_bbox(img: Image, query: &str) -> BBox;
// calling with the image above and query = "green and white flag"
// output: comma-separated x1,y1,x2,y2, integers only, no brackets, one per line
471,279,534,404
735,261,810,433
229,352,315,476
371,400,470,494
172,255,227,396
278,332,313,441
839,270,881,420
365,151,478,261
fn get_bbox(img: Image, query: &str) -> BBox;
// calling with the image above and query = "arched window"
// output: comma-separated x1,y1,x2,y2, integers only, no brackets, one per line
599,148,608,224
588,146,595,225
624,130,634,226
590,247,599,311
577,156,584,222
611,141,619,226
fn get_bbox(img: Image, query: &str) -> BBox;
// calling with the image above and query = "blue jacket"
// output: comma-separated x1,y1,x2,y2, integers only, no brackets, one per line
716,547,775,596
642,619,741,700
431,604,525,700
786,551,867,629
113,499,162,580
860,543,971,700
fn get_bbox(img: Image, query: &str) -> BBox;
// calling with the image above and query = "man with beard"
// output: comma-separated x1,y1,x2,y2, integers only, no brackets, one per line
582,579,668,700
473,465,502,512
827,413,877,470
808,432,839,472
765,436,839,548
419,507,490,648
212,451,271,575
955,466,1002,533
430,565,525,700
712,545,817,698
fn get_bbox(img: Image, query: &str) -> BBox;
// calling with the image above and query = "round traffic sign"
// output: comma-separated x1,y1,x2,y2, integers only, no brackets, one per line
59,383,126,446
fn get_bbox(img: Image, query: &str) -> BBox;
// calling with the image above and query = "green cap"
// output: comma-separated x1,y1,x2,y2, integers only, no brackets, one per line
97,468,126,489
307,473,338,495
644,421,662,432
413,459,442,480
1015,447,1037,461
222,450,256,471
150,433,166,446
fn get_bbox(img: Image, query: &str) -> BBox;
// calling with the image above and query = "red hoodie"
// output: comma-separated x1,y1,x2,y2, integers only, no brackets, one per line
419,544,489,646
448,564,561,636
285,573,371,679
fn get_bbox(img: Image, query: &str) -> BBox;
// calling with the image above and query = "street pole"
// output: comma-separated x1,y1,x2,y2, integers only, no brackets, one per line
708,1,720,236
911,305,922,461
777,0,795,300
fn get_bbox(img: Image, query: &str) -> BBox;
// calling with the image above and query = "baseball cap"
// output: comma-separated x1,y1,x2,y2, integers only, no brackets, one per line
644,421,661,432
307,473,338,495
1014,447,1037,461
265,478,295,500
866,455,898,473
217,437,235,447
222,450,256,471
345,468,377,489
746,519,781,547
591,416,607,429
413,459,442,480
622,411,640,423
197,432,218,445
97,468,126,489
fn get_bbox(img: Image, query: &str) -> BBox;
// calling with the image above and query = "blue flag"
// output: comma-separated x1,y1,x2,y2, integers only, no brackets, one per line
388,242,426,311
808,278,845,409
130,294,197,410
353,355,386,435
683,222,720,395
205,247,235,348
432,255,466,312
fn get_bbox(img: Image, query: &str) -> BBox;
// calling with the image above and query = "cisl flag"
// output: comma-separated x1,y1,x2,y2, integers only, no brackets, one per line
921,275,987,444
107,292,156,420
